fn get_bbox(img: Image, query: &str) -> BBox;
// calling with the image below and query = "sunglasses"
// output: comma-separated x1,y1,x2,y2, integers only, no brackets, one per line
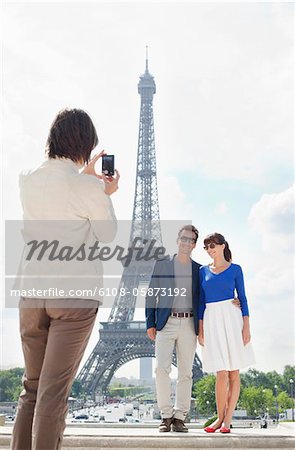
203,243,218,250
180,236,196,244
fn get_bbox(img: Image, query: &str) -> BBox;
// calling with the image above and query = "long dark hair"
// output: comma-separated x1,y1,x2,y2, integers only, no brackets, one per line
204,232,232,262
46,108,98,164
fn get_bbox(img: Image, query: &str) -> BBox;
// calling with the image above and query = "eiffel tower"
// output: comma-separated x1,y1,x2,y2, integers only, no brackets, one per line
78,50,203,397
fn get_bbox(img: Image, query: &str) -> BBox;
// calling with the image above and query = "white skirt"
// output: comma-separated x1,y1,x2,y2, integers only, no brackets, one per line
201,299,255,373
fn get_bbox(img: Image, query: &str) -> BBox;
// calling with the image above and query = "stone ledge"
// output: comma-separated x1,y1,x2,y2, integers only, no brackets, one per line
1,423,294,449
1,434,295,449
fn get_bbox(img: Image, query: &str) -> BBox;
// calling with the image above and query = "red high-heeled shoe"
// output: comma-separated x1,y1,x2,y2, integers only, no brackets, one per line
219,426,231,433
204,425,221,433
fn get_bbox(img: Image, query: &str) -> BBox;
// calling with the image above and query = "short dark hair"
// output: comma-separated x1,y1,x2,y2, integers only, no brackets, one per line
178,225,199,242
46,108,98,163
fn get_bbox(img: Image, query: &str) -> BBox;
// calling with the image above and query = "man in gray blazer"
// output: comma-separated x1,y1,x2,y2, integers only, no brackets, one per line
146,225,200,433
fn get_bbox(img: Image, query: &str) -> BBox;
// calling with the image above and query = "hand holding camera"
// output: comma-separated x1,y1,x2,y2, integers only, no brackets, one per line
82,150,106,179
102,169,120,195
82,151,119,195
101,154,119,195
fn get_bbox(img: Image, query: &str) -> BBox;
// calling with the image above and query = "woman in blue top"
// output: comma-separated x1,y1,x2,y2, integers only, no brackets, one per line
198,233,255,433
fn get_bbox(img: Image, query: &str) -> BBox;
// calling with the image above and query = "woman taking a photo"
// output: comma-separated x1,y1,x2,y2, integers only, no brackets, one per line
198,233,255,433
11,108,120,450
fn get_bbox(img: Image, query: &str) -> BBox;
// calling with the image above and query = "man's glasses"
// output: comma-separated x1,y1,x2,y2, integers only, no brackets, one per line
203,243,217,250
180,236,196,244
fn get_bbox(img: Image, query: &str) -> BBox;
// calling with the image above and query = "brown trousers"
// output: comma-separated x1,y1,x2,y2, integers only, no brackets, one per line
10,298,98,450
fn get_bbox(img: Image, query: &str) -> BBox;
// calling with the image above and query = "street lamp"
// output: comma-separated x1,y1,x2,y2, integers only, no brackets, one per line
290,379,294,422
206,400,210,417
203,391,207,417
262,389,266,416
274,385,279,424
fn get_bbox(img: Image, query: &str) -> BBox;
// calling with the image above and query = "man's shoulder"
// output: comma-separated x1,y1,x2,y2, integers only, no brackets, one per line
192,259,202,270
155,257,202,268
152,255,173,272
154,254,172,266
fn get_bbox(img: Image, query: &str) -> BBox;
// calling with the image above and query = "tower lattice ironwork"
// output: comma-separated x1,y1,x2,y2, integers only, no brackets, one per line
78,53,203,397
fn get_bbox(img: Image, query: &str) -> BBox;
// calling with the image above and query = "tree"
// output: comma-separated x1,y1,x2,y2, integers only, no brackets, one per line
264,371,284,391
277,391,292,413
240,386,275,416
192,375,216,416
70,379,84,398
108,385,150,398
262,388,276,415
240,368,280,390
240,368,262,387
283,366,295,394
0,368,24,402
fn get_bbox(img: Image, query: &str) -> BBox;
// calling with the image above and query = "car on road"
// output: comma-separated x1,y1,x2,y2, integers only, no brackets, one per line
125,406,133,416
74,414,89,420
118,416,128,423
127,417,141,423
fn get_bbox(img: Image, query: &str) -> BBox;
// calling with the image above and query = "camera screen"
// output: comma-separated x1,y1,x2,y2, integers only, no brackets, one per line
102,155,114,175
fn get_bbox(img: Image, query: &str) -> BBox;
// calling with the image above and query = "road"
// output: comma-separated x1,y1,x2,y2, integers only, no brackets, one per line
68,402,155,424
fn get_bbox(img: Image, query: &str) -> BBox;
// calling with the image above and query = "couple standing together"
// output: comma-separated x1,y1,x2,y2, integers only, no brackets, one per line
145,225,255,433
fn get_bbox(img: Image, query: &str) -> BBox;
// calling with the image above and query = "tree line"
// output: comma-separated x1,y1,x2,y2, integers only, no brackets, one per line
1,365,294,418
193,366,295,416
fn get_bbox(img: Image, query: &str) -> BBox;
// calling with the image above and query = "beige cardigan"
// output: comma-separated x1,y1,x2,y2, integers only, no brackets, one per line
16,157,117,302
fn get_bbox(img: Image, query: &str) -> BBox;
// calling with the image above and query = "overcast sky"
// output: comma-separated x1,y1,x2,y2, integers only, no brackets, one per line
1,1,294,378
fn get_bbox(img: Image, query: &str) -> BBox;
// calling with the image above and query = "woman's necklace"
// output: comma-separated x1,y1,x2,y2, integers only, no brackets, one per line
210,261,230,272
